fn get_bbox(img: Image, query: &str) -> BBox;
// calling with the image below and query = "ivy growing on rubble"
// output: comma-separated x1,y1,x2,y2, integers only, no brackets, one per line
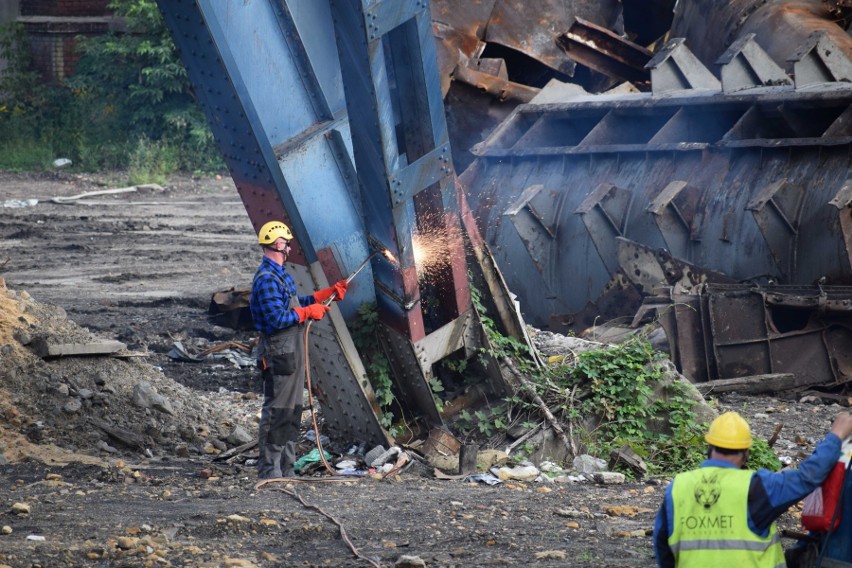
350,302,398,434
467,278,780,477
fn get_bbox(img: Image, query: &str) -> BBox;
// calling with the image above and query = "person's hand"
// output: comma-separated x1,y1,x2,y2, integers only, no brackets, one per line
293,303,330,323
313,280,349,303
331,280,348,301
829,411,852,441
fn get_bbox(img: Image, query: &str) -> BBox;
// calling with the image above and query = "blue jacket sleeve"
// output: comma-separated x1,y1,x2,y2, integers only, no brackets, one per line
749,433,842,534
653,481,676,568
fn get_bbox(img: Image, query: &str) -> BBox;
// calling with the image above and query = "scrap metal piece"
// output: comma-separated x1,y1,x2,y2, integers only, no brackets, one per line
555,17,652,88
576,183,633,276
716,33,792,93
671,0,852,74
789,30,852,89
646,38,721,95
746,179,804,280
829,178,852,274
651,283,852,385
483,0,624,78
453,58,540,102
616,237,734,295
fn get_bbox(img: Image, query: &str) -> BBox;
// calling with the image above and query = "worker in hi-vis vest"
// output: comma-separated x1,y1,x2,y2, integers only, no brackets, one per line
653,410,852,567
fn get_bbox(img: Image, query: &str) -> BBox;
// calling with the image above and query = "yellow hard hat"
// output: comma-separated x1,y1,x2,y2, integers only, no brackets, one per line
705,411,753,450
257,221,293,245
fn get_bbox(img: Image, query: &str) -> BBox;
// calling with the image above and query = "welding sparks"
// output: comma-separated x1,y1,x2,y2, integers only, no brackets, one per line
412,227,458,274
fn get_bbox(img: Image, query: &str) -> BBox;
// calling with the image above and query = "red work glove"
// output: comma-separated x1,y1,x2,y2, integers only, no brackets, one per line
314,280,349,303
293,303,330,323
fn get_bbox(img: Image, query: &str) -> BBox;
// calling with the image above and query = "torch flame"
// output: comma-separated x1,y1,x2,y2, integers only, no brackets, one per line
382,248,399,265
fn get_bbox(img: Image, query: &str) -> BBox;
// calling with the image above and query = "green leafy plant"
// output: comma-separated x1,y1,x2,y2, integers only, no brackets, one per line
350,302,398,434
466,293,779,477
748,437,782,472
0,0,223,174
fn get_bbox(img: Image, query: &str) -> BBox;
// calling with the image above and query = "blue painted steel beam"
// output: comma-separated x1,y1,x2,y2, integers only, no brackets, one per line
157,0,372,303
157,0,388,446
331,0,468,342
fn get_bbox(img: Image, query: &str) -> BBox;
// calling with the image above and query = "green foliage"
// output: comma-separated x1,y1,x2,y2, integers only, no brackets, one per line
350,303,398,433
0,0,223,175
469,279,531,363
568,339,662,440
466,273,783,476
748,437,782,472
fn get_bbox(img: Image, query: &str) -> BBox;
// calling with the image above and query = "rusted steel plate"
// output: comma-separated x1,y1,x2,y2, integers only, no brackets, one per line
453,62,540,102
671,0,852,72
485,0,623,77
556,17,652,87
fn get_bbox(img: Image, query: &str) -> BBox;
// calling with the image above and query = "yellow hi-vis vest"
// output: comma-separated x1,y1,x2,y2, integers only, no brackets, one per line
669,467,785,568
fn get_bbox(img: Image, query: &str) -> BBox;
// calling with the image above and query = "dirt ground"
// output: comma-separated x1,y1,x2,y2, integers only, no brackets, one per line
0,171,849,568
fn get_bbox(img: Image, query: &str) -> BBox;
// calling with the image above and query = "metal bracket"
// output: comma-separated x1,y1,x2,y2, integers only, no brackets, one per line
364,0,428,41
575,182,633,276
389,143,453,207
747,179,803,279
788,31,852,89
716,33,791,93
647,180,699,259
646,38,721,95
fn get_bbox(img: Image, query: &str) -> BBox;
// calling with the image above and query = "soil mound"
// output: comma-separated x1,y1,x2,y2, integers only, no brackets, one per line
0,277,258,466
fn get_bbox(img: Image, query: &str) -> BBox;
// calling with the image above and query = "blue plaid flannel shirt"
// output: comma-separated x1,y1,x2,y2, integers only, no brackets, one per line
249,257,315,334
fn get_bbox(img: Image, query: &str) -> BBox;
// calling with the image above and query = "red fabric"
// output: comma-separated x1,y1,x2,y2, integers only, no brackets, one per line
802,461,846,532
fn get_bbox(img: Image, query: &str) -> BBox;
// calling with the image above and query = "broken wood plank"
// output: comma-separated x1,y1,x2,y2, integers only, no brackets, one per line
767,423,784,447
89,417,147,450
213,440,258,462
458,444,479,475
50,184,164,204
32,337,127,358
696,373,797,395
800,390,852,407
609,445,648,476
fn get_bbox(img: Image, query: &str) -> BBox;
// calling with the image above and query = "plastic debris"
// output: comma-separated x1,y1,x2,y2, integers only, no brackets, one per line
464,473,502,485
2,199,38,208
494,464,540,481
293,448,332,473
167,341,257,368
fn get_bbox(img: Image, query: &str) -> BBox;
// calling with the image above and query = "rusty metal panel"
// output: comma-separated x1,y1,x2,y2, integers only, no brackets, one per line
485,0,623,77
671,0,852,72
464,109,852,330
704,284,852,385
555,17,652,87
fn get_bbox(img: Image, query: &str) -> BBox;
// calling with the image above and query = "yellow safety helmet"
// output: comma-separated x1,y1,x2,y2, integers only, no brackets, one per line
705,411,753,450
257,221,293,245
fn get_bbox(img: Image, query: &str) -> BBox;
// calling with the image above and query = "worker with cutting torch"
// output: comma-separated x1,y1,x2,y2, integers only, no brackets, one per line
250,221,348,479
653,410,852,567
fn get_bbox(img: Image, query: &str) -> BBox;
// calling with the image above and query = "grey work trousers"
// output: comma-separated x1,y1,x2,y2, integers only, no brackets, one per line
257,326,305,479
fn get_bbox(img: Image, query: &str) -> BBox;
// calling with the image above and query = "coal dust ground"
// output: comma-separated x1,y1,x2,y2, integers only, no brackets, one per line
0,171,847,568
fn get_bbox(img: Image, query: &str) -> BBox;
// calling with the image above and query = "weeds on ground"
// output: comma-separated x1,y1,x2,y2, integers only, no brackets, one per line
463,278,781,477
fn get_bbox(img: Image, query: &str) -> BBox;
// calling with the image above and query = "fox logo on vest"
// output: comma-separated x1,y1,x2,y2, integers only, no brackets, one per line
693,473,721,509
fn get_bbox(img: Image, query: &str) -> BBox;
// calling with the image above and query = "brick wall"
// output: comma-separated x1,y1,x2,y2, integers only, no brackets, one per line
19,1,116,83
21,0,111,17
